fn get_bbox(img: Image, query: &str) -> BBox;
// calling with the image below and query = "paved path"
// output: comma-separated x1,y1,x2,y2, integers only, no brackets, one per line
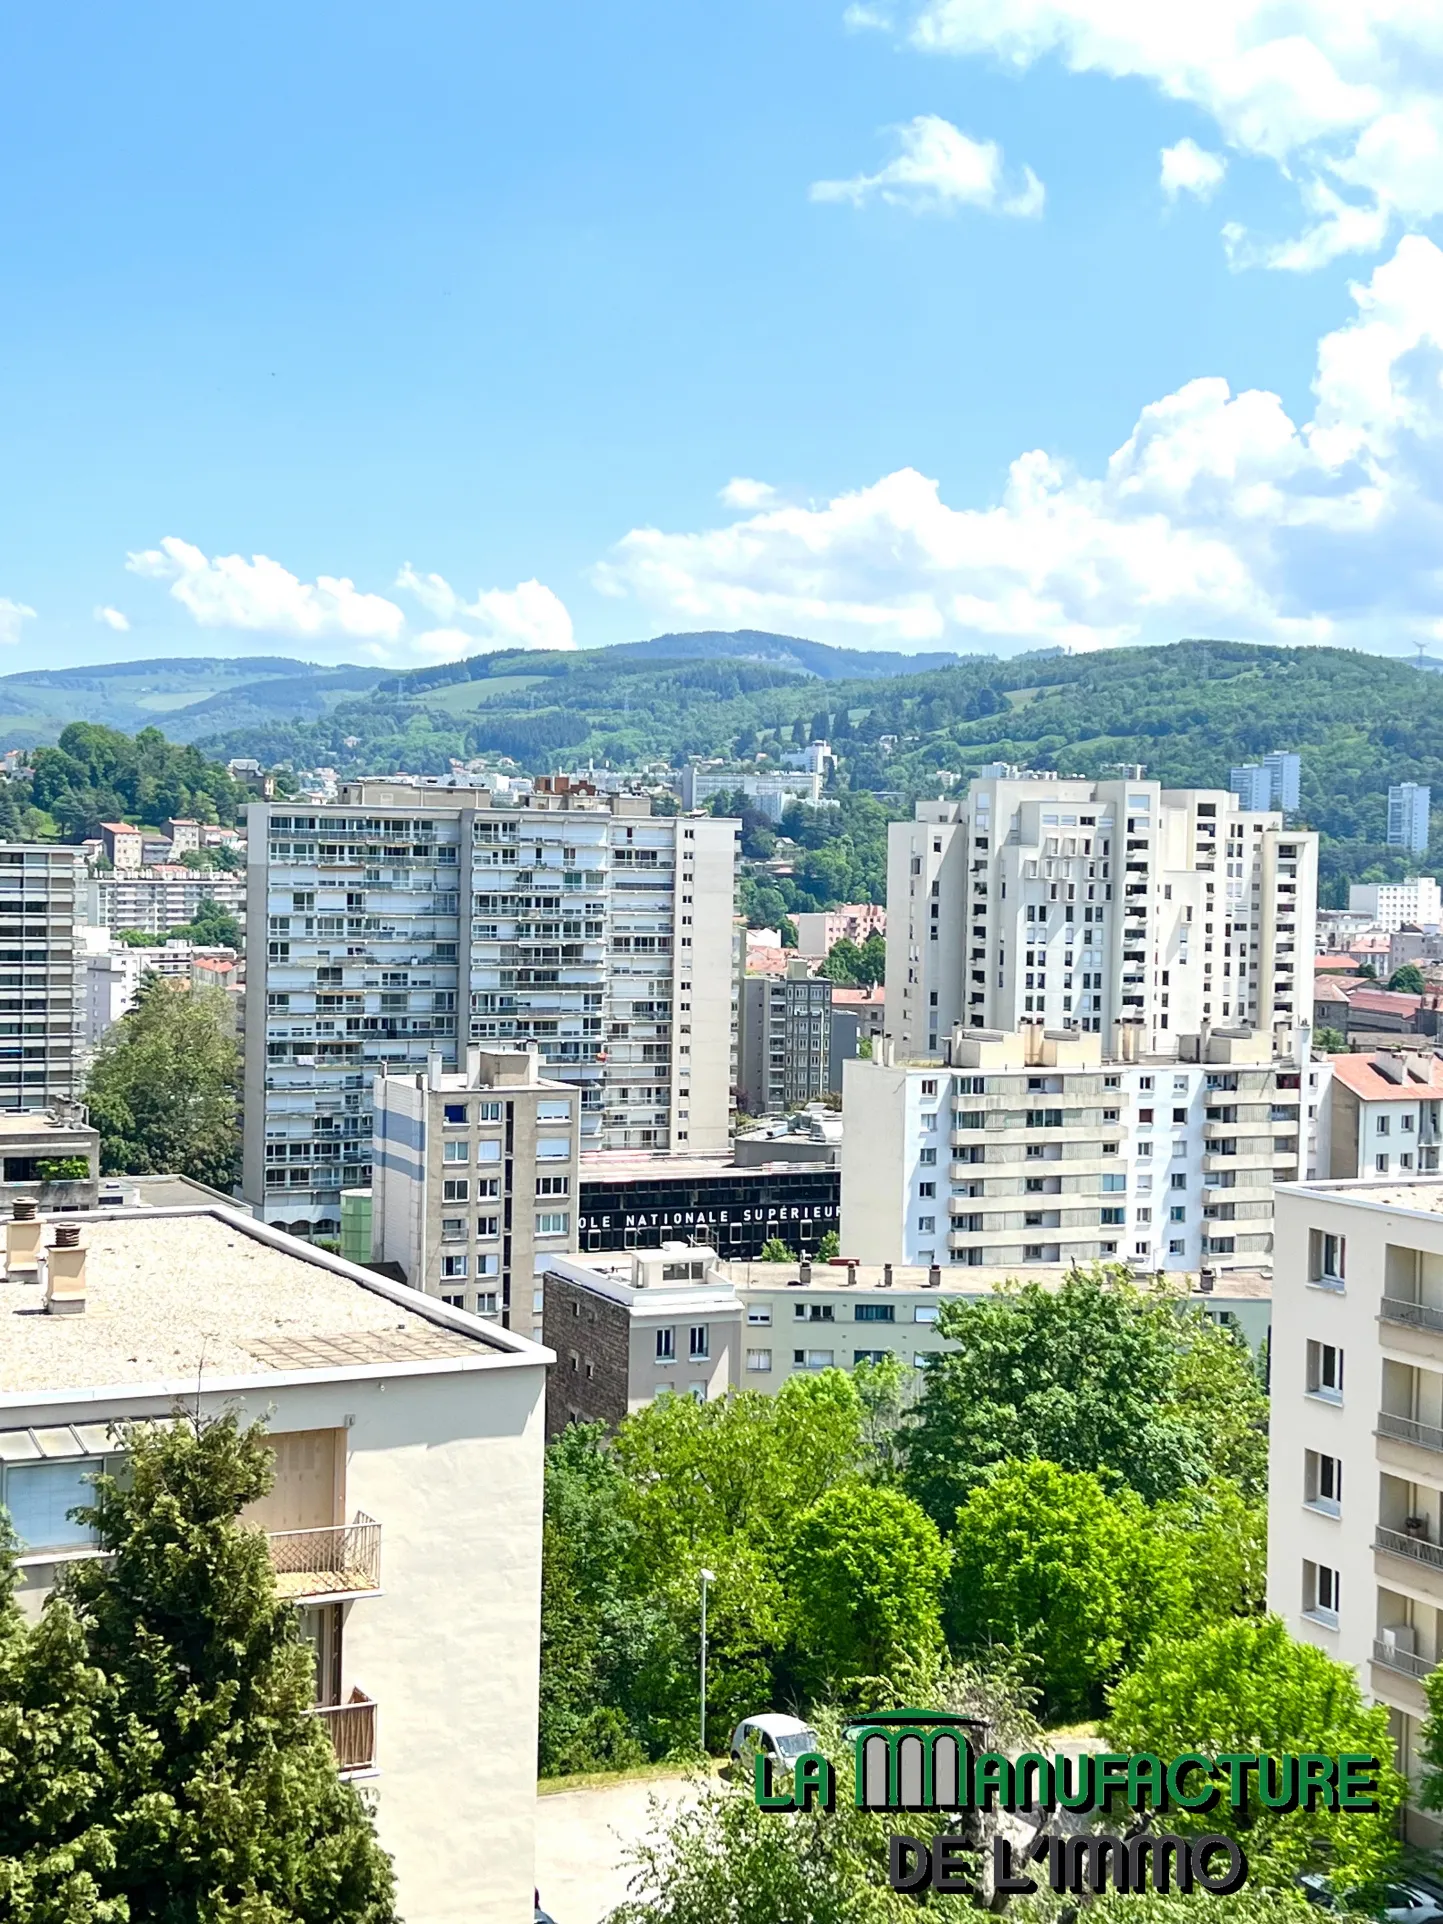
535,1774,707,1924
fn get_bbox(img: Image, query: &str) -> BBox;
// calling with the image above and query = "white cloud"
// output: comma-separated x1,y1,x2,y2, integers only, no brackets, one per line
811,115,1044,217
1160,138,1226,203
0,600,34,647
594,237,1443,657
901,0,1443,266
395,566,576,653
93,605,130,632
720,478,779,509
126,537,405,644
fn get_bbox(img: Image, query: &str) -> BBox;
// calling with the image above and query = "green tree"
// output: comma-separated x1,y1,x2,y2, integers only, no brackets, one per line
946,1460,1190,1719
784,1484,948,1695
900,1268,1267,1527
56,1416,395,1921
815,1230,840,1261
855,931,885,987
852,1353,909,1482
1150,1478,1267,1621
1388,962,1426,993
1314,1027,1347,1052
1108,1616,1404,1898
820,938,865,986
757,1236,795,1263
777,915,798,949
85,979,241,1188
183,896,243,949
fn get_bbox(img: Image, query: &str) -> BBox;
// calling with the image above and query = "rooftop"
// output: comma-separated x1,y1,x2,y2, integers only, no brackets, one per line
578,1150,837,1184
1330,1052,1443,1101
1286,1176,1443,1216
0,1207,542,1399
726,1260,1271,1300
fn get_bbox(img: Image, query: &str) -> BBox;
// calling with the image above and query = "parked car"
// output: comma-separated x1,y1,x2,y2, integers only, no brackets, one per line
1301,1874,1443,1921
730,1713,821,1773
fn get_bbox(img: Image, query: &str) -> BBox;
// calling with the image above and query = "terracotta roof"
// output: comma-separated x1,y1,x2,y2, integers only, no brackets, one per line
1313,981,1353,1004
1346,988,1423,1017
100,822,140,834
1330,1052,1443,1100
1315,955,1360,973
829,986,884,1005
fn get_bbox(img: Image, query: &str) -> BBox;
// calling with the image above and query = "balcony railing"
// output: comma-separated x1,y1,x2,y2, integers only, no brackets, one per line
309,1689,378,1775
266,1514,381,1601
1377,1412,1443,1455
1373,1637,1439,1682
1381,1298,1443,1335
1377,1524,1443,1570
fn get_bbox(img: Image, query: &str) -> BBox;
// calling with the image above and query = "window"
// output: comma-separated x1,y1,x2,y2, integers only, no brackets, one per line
1309,1230,1346,1286
794,1349,834,1369
746,1349,772,1372
441,1293,464,1309
854,1349,891,1366
1138,1108,1154,1124
795,1303,834,1322
476,1140,502,1164
1101,1207,1125,1225
443,1139,469,1163
476,1215,500,1238
689,1325,710,1361
442,1178,469,1202
1306,1340,1343,1400
953,1110,984,1130
855,1303,895,1323
1168,1239,1185,1255
917,1215,936,1234
1376,1154,1390,1175
476,1252,500,1276
443,1103,468,1125
1377,1114,1391,1136
441,1254,468,1279
536,1175,570,1197
537,1100,572,1122
475,1100,502,1122
538,1137,572,1161
1170,1171,1187,1190
1101,1172,1126,1192
655,1327,676,1362
1304,1560,1341,1625
1304,1450,1342,1515
918,1181,936,1199
914,1304,940,1323
475,1292,499,1316
536,1211,570,1236
1169,1205,1186,1223
919,1147,937,1166
747,1306,772,1326
1026,1109,1063,1128
1172,1108,1187,1123
2,1457,117,1554
441,1216,466,1241
921,1079,937,1096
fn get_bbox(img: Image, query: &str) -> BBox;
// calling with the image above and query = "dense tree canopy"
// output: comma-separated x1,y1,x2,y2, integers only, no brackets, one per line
84,978,241,1189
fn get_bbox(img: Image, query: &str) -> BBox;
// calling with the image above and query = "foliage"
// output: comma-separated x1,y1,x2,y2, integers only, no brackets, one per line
820,932,885,988
116,928,162,947
816,1230,840,1261
1314,1027,1347,1052
180,896,243,950
1108,1616,1404,1898
784,1484,949,1695
33,1156,91,1182
84,977,240,1188
1149,1478,1268,1621
899,1267,1268,1528
55,1414,397,1921
757,1236,796,1263
946,1460,1192,1720
23,723,244,840
1412,1660,1443,1812
1389,963,1426,993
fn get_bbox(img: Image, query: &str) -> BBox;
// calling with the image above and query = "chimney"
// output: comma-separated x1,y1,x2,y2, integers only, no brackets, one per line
846,1261,857,1287
1198,1266,1215,1295
45,1222,86,1315
882,1262,893,1288
5,1199,42,1280
799,1258,812,1286
928,1263,941,1289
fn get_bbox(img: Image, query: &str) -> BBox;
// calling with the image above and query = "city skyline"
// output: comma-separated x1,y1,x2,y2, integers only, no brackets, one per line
2,4,1443,671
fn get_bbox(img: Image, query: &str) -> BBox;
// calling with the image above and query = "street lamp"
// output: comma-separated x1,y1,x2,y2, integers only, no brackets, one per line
699,1567,716,1758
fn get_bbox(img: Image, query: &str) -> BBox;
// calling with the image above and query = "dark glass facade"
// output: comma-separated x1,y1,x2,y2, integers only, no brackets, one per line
577,1164,839,1257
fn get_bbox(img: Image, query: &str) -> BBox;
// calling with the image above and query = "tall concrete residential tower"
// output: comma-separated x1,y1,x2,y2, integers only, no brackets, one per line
886,771,1317,1060
244,779,735,1240
0,844,83,1110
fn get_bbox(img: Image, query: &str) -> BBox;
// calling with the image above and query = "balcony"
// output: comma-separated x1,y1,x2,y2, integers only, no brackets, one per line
1374,1636,1439,1682
266,1514,382,1602
1376,1524,1443,1571
309,1689,378,1776
1382,1298,1443,1335
1378,1412,1443,1455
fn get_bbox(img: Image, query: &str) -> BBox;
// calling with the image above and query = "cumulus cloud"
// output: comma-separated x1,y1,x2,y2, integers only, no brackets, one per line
811,115,1044,216
126,538,405,645
93,605,130,632
720,478,779,509
0,600,34,647
395,566,575,653
594,237,1443,657
900,0,1443,265
1160,138,1226,203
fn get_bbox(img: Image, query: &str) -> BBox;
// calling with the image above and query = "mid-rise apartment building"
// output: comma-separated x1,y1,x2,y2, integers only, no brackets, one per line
679,764,823,821
0,844,82,1111
1266,1173,1443,1843
371,1046,580,1336
0,1199,551,1922
1325,1052,1443,1180
83,866,246,935
1229,752,1301,814
1348,878,1443,932
544,1243,1268,1433
243,779,735,1241
841,1023,1326,1273
737,961,837,1114
793,903,886,959
1389,784,1432,857
886,773,1317,1061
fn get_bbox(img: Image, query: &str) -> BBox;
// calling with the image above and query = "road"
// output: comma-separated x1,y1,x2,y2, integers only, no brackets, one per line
534,1773,708,1924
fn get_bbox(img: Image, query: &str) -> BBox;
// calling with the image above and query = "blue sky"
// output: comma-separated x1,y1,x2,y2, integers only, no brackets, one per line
3,0,1443,669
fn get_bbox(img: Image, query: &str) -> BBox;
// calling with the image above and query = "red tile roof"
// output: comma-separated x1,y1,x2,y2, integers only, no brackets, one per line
1344,988,1423,1018
1330,1052,1443,1100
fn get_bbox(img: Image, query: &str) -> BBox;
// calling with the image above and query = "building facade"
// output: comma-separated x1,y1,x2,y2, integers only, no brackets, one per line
243,780,735,1241
1266,1174,1443,1842
1348,878,1442,932
576,1151,839,1257
737,962,837,1114
679,764,823,821
84,867,246,935
1388,784,1432,857
1325,1052,1443,1180
1229,752,1301,814
793,904,886,959
0,844,82,1111
0,1199,550,1923
371,1046,580,1337
841,1024,1326,1273
886,774,1317,1061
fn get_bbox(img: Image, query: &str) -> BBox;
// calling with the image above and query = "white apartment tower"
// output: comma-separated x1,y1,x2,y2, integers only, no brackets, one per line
1389,784,1431,857
244,779,735,1242
887,773,1317,1060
